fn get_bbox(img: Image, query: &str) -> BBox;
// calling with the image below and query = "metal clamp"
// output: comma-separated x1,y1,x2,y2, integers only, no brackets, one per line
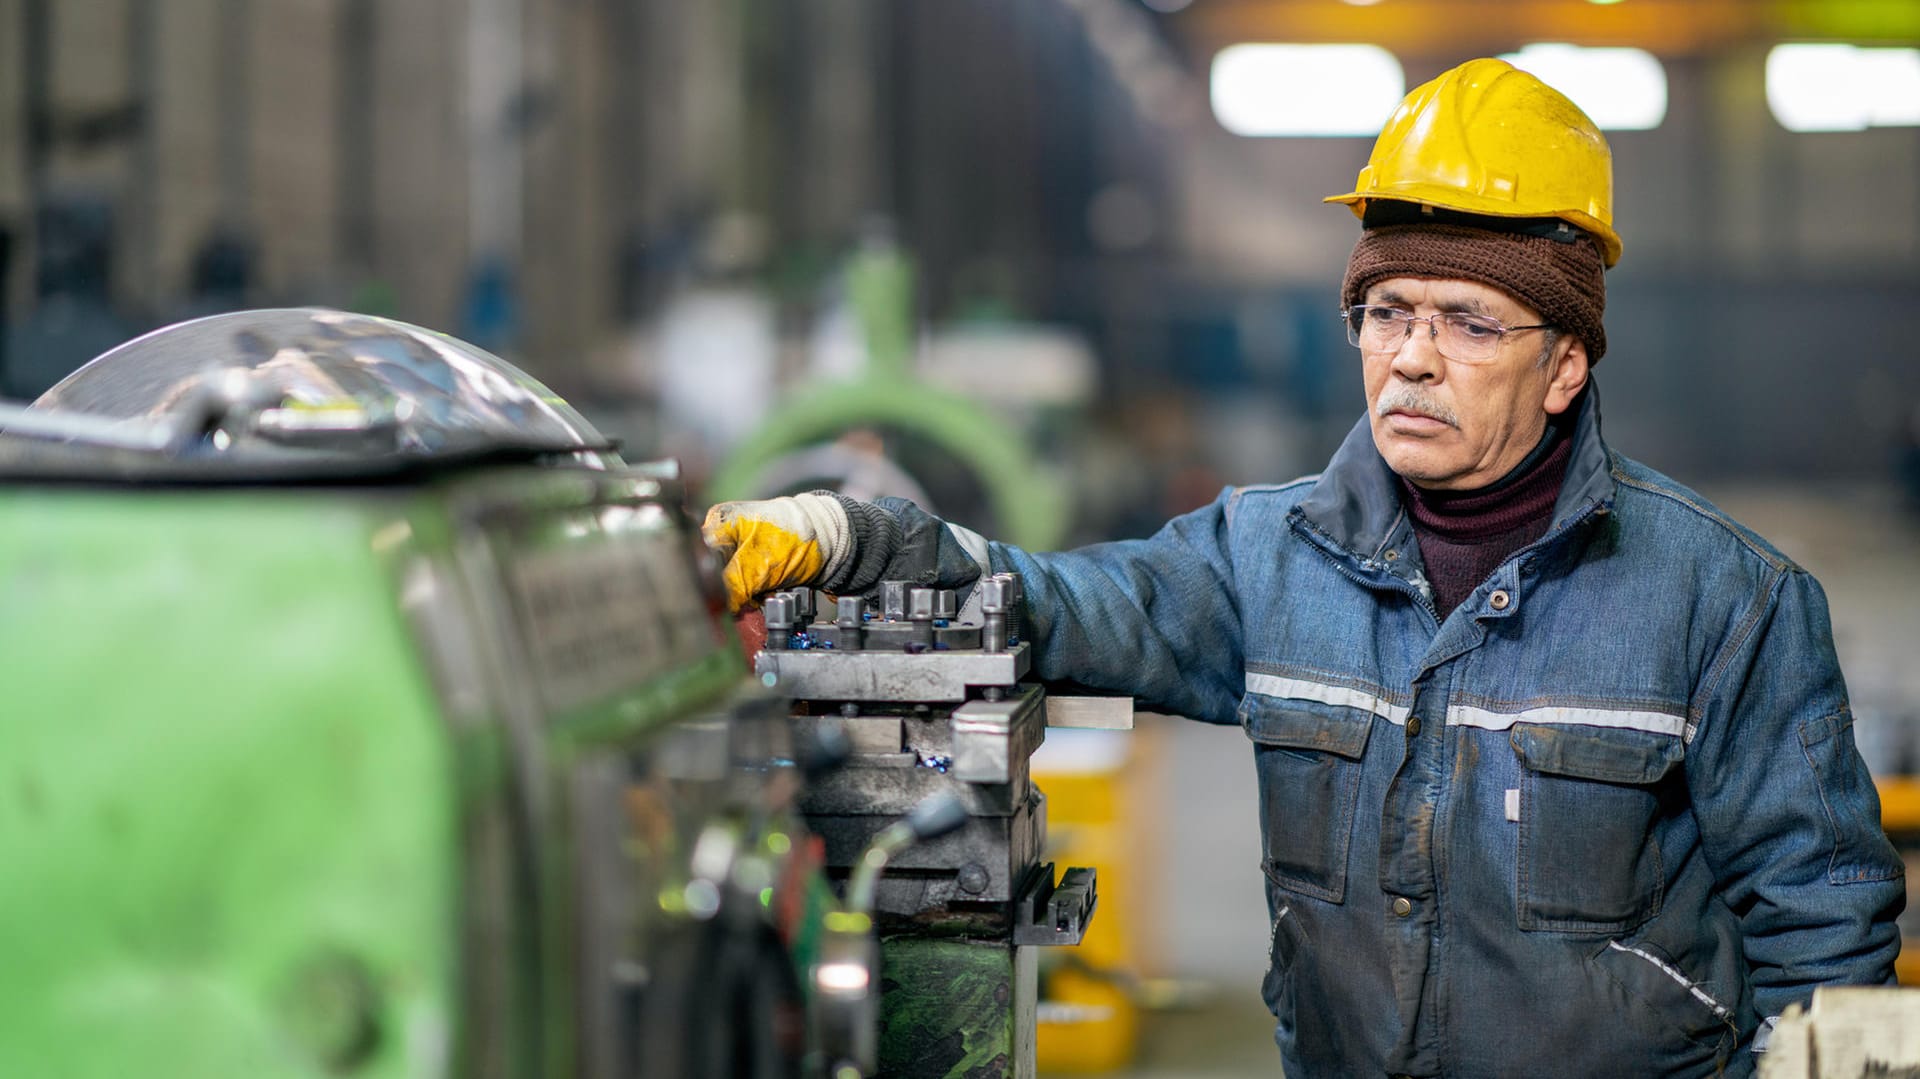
1013,863,1098,947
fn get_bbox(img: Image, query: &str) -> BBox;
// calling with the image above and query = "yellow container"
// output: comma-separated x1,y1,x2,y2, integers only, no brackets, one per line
1879,778,1920,987
1032,727,1156,1073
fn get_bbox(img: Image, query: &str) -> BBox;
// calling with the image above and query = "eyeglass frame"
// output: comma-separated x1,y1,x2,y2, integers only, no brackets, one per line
1340,304,1554,363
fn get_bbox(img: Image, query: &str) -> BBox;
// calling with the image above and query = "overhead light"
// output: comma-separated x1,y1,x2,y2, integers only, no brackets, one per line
1499,43,1667,131
1210,44,1405,137
1766,44,1920,132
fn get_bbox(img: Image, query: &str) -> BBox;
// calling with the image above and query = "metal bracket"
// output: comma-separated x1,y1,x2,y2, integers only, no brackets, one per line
1013,862,1097,947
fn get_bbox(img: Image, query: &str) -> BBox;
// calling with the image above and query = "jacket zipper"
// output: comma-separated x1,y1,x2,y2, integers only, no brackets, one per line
1298,522,1442,627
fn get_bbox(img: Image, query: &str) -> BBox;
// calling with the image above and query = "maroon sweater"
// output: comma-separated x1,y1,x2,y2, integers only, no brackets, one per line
1397,433,1573,618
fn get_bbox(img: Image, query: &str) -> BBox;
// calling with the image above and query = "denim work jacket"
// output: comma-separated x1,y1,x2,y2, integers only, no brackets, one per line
835,387,1906,1078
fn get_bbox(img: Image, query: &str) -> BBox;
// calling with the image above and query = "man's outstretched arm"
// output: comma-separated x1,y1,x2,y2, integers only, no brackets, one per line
705,489,1250,724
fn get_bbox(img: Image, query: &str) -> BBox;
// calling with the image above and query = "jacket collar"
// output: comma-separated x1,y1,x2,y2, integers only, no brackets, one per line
1295,381,1615,560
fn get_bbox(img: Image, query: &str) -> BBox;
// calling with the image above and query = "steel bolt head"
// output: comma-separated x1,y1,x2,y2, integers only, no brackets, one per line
880,580,909,621
958,863,990,895
980,579,1008,613
763,595,793,629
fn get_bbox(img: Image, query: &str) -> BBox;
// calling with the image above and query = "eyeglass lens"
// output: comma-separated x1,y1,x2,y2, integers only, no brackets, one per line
1346,309,1504,361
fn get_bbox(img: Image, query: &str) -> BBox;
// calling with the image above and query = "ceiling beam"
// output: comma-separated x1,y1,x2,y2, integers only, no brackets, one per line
1178,0,1920,60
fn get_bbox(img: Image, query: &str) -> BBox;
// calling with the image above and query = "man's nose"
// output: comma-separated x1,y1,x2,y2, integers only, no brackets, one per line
1389,322,1445,380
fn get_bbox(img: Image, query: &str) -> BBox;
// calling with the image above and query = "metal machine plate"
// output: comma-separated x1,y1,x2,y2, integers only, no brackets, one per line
756,642,1030,702
510,521,718,715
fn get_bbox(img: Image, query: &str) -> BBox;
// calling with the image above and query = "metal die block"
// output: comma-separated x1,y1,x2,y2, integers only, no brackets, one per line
837,716,905,757
795,758,1026,818
755,642,1029,703
951,687,1047,785
807,789,1044,913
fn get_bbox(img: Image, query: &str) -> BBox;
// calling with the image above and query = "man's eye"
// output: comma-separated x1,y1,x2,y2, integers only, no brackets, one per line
1365,308,1403,324
1451,317,1500,339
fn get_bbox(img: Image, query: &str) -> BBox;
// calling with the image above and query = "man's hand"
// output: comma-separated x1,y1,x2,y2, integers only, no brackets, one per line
701,493,852,612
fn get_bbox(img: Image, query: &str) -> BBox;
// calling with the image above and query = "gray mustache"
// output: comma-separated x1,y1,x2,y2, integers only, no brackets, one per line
1375,386,1460,429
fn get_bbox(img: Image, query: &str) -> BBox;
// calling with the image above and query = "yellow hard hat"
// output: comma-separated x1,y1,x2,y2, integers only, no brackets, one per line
1325,57,1622,267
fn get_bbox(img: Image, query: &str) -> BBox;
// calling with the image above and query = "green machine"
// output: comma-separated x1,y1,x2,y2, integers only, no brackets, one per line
0,310,942,1078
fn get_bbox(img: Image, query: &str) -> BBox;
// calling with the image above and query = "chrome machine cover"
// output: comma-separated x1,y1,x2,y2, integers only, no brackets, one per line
31,308,616,464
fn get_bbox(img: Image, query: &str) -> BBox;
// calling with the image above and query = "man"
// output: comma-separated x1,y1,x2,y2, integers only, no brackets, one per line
705,59,1904,1076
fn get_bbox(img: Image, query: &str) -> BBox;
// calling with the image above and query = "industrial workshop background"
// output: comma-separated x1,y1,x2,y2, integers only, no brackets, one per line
2,0,1917,1072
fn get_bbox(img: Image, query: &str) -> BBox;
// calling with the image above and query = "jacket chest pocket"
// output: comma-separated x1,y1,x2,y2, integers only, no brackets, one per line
1512,723,1683,934
1242,695,1375,904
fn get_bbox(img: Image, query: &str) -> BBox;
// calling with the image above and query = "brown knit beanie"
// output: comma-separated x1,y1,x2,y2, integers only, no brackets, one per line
1341,222,1608,362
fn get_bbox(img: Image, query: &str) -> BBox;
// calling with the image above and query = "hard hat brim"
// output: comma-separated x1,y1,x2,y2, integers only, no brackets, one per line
1324,191,1622,268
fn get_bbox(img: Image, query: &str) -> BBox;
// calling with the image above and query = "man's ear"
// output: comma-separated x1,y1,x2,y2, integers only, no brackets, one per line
1544,336,1590,416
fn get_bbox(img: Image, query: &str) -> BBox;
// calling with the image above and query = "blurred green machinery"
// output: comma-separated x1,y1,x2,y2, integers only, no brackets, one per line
0,310,857,1078
707,241,1068,552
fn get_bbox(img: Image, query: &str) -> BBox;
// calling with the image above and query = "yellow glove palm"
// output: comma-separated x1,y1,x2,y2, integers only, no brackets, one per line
701,494,852,612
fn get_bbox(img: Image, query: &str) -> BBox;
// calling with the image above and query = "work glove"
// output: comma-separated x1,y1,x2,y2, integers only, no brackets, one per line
702,493,854,612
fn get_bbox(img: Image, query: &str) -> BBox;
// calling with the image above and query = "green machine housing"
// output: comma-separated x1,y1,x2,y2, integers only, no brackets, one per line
0,310,839,1078
0,448,837,1077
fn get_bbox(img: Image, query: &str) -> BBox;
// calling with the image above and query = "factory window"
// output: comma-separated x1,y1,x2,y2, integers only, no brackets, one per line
1209,44,1405,137
1499,44,1668,131
1767,44,1920,132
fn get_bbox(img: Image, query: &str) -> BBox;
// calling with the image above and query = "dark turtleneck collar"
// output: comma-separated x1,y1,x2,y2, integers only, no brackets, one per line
1396,404,1579,615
